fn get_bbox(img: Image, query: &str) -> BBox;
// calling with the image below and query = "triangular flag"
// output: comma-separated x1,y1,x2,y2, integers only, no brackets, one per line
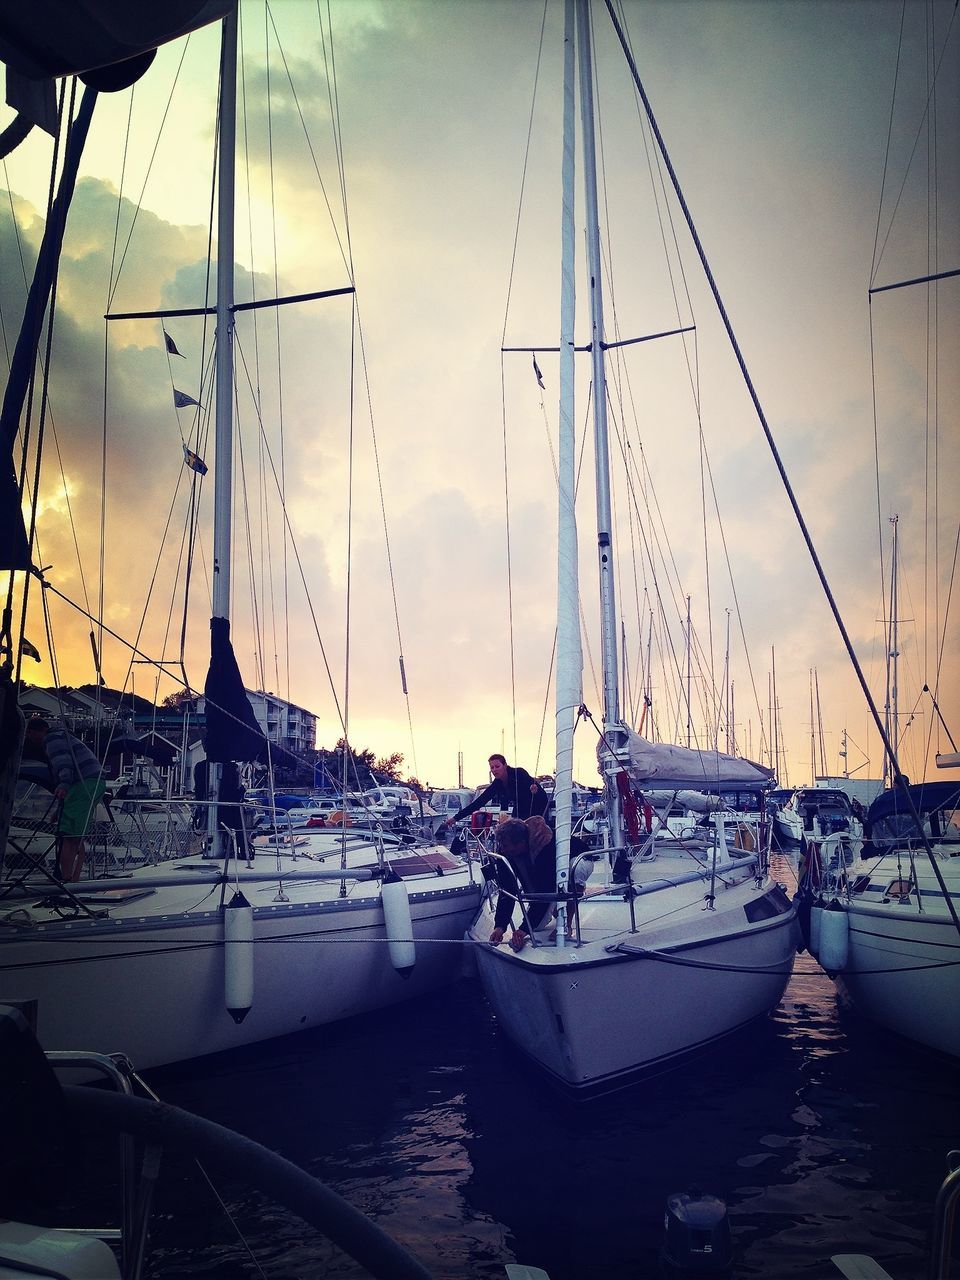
533,354,545,390
20,636,41,662
164,330,185,357
183,443,208,476
173,389,201,409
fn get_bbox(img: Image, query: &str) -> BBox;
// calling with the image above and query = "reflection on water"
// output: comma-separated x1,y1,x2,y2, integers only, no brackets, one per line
143,959,957,1280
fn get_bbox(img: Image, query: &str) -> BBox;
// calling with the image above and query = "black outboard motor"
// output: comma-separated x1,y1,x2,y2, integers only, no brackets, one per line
661,1188,732,1273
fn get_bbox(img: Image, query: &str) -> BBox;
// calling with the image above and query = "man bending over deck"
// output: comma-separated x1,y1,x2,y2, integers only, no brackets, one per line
442,753,549,829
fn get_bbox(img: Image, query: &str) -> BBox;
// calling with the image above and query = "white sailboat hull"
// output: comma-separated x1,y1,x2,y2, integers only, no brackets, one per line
833,898,960,1058
0,846,479,1070
472,872,798,1093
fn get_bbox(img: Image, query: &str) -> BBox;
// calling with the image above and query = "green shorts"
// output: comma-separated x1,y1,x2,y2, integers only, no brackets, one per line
59,778,107,836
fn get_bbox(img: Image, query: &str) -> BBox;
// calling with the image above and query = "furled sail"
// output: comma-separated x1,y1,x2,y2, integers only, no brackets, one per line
617,729,774,792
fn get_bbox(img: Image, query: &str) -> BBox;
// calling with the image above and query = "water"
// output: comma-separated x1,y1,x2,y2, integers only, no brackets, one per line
133,957,958,1280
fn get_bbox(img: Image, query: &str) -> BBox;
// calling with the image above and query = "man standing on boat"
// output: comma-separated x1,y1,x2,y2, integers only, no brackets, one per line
442,753,549,829
23,717,107,881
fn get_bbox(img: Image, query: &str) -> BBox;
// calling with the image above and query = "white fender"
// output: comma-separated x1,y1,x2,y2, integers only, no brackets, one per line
819,900,849,973
381,869,415,977
809,902,823,958
224,890,254,1022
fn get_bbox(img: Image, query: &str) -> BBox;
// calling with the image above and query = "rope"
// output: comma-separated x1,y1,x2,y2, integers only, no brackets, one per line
614,944,959,978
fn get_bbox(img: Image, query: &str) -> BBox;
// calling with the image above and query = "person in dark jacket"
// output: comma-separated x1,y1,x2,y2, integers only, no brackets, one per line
487,816,590,951
487,818,551,951
442,753,548,829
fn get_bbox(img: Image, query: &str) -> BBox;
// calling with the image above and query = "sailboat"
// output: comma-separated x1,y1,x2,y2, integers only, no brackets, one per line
799,514,960,1059
804,780,960,1059
0,4,481,1072
469,0,798,1094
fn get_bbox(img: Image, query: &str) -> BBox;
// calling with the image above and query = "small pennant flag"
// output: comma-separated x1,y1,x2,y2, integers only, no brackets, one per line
183,444,208,476
20,637,41,662
164,330,185,357
532,354,545,390
173,389,201,409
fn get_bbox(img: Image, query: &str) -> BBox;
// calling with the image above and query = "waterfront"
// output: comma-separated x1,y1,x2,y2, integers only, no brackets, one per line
138,955,958,1280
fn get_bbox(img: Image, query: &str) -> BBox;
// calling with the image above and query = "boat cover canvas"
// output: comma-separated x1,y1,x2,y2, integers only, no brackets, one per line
618,729,774,792
867,781,960,823
203,617,268,764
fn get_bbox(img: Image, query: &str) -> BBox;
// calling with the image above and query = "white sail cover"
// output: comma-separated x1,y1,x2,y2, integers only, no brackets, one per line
616,729,774,792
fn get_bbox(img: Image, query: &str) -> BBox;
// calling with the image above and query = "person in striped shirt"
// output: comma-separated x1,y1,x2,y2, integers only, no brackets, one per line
24,717,107,881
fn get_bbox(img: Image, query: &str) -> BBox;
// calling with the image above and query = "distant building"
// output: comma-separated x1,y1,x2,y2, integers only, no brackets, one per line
243,689,317,756
19,684,151,737
814,775,884,808
189,688,317,759
19,683,319,787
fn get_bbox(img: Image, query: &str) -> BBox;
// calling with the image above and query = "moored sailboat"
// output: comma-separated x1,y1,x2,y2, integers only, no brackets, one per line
469,0,798,1094
803,780,960,1059
0,3,481,1071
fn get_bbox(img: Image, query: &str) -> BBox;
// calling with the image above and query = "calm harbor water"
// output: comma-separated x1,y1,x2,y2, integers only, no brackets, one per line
136,950,959,1280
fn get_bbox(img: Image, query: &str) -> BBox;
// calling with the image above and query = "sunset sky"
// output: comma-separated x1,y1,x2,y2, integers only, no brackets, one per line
2,0,957,793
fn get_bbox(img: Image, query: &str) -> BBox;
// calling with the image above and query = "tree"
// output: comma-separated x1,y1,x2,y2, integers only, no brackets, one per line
374,752,404,782
161,689,197,709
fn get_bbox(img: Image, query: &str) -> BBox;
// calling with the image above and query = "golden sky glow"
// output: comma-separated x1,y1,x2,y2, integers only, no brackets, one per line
3,0,958,791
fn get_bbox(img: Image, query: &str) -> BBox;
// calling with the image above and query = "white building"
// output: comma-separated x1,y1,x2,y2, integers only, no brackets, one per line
244,689,317,757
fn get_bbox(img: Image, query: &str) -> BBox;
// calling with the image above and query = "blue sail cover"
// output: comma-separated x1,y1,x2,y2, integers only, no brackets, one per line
868,780,960,824
203,617,268,764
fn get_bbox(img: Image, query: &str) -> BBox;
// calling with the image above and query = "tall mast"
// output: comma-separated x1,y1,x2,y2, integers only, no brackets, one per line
730,680,735,755
206,5,237,849
685,594,692,747
814,668,826,776
576,0,627,850
727,606,732,747
883,514,900,786
553,0,580,942
645,608,653,737
576,0,619,729
771,645,781,784
213,6,237,623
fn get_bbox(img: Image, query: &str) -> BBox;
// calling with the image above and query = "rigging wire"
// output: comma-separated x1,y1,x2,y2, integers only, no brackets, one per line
16,80,75,688
233,335,346,734
2,110,98,640
604,0,960,932
263,4,290,702
498,0,550,769
605,0,769,758
237,6,271,696
268,0,423,781
105,36,194,314
869,1,959,289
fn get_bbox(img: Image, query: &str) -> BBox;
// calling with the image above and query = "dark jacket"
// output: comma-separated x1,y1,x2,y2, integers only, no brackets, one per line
453,766,548,823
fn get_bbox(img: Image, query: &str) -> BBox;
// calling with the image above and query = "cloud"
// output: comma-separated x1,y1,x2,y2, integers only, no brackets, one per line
4,0,957,790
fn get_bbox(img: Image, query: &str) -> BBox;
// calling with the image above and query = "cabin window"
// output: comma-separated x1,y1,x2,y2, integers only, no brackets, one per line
885,878,912,898
743,885,791,922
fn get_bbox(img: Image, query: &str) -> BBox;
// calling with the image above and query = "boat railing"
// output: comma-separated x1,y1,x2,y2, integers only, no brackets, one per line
481,848,627,947
44,1050,141,1269
6,791,203,881
480,849,546,943
929,1150,960,1280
